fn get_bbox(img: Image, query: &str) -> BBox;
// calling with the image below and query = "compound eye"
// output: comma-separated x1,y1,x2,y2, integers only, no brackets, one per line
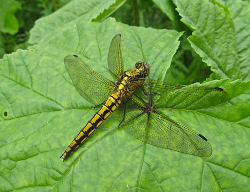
135,62,143,68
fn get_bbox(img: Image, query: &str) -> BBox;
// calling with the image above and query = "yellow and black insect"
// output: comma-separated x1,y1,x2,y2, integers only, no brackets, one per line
61,34,230,161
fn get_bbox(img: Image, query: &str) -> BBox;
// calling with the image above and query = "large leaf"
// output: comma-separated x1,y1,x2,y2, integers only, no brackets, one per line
175,0,240,80
220,0,250,80
1,2,250,192
156,0,250,82
29,0,126,44
0,18,185,191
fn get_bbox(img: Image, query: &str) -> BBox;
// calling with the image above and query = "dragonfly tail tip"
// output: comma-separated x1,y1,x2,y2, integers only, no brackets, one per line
60,153,66,162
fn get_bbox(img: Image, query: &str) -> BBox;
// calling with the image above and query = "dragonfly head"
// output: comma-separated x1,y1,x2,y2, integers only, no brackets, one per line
135,62,150,78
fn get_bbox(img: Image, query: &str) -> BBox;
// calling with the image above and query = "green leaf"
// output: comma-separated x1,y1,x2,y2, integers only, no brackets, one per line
152,0,176,21
29,0,122,44
1,1,249,191
173,0,241,80
92,0,127,22
0,0,20,34
0,19,186,191
221,0,250,80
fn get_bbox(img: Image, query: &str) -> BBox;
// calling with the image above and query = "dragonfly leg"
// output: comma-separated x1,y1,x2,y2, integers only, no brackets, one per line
141,84,160,96
118,102,128,128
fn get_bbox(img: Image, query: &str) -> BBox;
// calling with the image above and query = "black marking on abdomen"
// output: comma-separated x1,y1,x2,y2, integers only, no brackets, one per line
84,126,95,137
110,95,121,106
98,105,113,120
104,101,117,112
96,112,105,120
90,118,102,128
70,143,78,150
75,131,87,144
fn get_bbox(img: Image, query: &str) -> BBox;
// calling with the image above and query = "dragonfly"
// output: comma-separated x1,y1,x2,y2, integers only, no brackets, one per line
60,34,230,161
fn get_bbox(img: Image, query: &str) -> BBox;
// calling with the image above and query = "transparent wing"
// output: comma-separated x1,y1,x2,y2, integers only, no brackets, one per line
120,109,212,157
143,80,230,110
108,34,124,79
64,55,114,105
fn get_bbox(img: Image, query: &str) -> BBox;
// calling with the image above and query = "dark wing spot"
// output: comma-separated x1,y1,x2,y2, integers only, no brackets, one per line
3,111,7,117
214,87,223,91
199,134,208,141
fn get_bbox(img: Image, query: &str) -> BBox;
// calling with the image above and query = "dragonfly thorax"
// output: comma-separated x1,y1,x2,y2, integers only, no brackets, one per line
135,62,150,78
113,62,150,100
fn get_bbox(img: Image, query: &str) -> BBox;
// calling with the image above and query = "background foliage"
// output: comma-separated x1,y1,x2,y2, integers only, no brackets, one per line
0,0,249,191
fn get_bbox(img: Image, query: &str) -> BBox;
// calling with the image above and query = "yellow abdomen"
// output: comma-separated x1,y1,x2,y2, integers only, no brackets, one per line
60,92,121,161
